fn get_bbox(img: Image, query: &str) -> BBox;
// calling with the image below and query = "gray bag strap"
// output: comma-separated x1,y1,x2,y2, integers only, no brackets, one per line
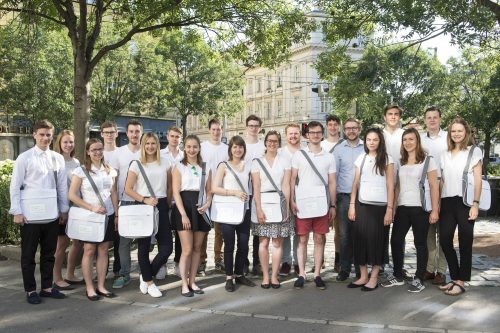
50,154,58,189
254,158,287,218
329,138,345,154
134,160,156,199
80,166,107,208
462,146,477,197
197,162,207,206
299,150,330,206
357,154,368,197
419,156,431,208
223,161,249,209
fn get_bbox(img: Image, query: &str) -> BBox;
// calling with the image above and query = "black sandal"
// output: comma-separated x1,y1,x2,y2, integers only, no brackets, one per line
444,282,466,296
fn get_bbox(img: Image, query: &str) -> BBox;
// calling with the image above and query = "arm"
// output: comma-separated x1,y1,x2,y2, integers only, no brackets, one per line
290,167,298,215
111,175,119,230
251,171,265,224
198,170,213,214
328,172,337,219
9,156,27,225
281,169,291,219
211,164,247,201
166,166,173,208
348,167,360,222
68,176,106,214
56,157,70,219
427,169,439,224
172,167,191,230
393,177,400,220
384,164,395,226
469,160,482,221
124,170,157,206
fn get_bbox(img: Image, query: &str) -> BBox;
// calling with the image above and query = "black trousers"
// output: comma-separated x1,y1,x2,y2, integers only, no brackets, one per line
439,196,475,281
137,198,173,282
20,220,59,292
221,210,251,276
391,206,429,280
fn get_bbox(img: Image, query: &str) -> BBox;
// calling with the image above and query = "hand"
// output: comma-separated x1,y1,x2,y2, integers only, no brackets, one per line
114,216,118,231
144,197,158,206
90,205,106,214
236,191,247,202
328,207,336,220
383,211,392,226
197,202,210,214
181,214,191,230
468,206,479,221
59,212,68,225
348,206,355,222
257,208,266,224
291,202,298,215
13,214,27,225
429,210,439,224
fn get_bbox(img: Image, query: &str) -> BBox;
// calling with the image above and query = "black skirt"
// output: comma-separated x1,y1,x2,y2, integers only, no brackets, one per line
172,191,211,232
353,201,386,266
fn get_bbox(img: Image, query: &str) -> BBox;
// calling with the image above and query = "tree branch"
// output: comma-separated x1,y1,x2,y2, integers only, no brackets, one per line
0,6,65,25
476,0,500,23
86,0,103,63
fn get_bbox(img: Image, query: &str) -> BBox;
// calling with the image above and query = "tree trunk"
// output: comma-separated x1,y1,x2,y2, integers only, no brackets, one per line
483,130,491,174
73,56,91,162
181,114,188,142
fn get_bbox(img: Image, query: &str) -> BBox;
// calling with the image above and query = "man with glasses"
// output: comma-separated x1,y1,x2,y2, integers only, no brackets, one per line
100,121,119,164
290,121,336,290
244,115,265,275
333,118,364,281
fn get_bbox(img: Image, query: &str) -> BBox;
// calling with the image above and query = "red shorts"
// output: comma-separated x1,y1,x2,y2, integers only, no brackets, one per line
295,214,330,235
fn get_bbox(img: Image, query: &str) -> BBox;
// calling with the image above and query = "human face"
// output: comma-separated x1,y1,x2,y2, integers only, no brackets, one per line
286,126,300,146
265,134,280,153
33,128,53,150
60,134,75,155
384,108,400,128
343,121,360,142
306,125,323,144
209,123,222,141
127,125,142,145
246,120,261,137
87,142,104,164
184,138,200,159
402,132,417,154
168,130,181,148
424,111,441,132
365,132,380,153
327,120,340,138
231,144,245,160
450,123,466,144
144,137,158,156
101,126,118,145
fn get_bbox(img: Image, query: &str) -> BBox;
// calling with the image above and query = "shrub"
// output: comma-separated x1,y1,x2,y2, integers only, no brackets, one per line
0,159,20,244
487,163,500,177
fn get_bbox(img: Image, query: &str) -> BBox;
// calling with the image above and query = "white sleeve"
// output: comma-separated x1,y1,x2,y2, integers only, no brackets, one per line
8,154,27,215
469,146,483,172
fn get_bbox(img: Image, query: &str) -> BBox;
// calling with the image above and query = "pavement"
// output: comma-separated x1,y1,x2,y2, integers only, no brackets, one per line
0,217,499,333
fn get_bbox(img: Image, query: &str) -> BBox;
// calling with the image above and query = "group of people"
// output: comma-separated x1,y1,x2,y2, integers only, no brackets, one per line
9,104,483,305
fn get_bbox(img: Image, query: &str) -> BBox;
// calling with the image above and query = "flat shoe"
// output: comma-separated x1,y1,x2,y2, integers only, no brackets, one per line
86,292,101,301
261,283,270,289
189,286,205,294
439,282,455,291
64,279,85,285
53,283,74,291
96,290,116,298
181,290,194,297
39,288,65,299
271,283,281,289
361,284,379,292
444,282,466,296
347,282,364,289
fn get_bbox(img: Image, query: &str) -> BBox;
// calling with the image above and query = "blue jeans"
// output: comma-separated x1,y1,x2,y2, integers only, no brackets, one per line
337,193,357,273
281,215,298,264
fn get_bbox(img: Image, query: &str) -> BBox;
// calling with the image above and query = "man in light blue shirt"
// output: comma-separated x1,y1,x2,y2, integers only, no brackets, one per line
333,118,364,281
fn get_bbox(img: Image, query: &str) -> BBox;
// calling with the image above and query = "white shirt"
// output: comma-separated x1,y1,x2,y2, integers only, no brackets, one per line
292,147,336,193
174,162,203,191
65,158,80,188
245,140,265,164
320,138,343,154
9,146,69,215
103,149,117,165
201,141,228,181
355,153,394,193
421,129,448,177
251,155,290,192
440,146,482,198
73,165,117,215
160,147,184,165
397,158,437,207
278,145,301,166
128,158,171,198
383,128,404,163
108,145,141,201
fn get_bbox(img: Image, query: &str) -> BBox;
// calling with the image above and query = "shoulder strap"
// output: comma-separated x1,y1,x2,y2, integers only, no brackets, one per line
197,162,207,206
50,153,58,189
462,146,476,196
223,161,249,209
134,160,156,199
359,154,367,178
299,149,330,205
80,166,106,208
419,155,431,186
329,138,345,154
254,158,282,194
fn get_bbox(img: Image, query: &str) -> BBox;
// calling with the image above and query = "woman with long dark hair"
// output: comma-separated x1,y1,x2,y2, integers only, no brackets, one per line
348,127,394,291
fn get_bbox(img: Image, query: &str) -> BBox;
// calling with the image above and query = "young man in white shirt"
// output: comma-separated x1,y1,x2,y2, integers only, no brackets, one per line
244,115,266,275
200,119,228,274
279,123,302,276
290,121,336,290
101,121,118,164
109,119,143,289
420,106,448,285
9,119,69,304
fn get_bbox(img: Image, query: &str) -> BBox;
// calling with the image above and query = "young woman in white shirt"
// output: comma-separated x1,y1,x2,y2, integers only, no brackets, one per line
68,138,119,301
212,135,256,292
53,130,84,290
381,128,440,293
251,131,291,289
172,135,212,297
439,117,483,296
348,128,394,291
124,133,173,298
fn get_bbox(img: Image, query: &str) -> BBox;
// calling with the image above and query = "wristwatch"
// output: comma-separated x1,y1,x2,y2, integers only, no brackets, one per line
330,205,336,208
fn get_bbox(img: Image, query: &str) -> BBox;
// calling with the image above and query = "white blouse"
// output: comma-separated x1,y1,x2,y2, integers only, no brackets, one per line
73,165,117,215
128,158,171,198
174,162,204,191
397,158,437,207
251,155,290,192
65,158,80,188
440,146,482,198
222,162,251,193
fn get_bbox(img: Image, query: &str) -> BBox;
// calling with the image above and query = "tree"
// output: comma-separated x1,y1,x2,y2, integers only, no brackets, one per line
156,29,244,139
0,1,314,160
446,46,500,168
316,44,448,127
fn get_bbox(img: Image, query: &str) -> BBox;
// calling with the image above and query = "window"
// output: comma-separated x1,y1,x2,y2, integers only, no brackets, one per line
294,96,301,114
267,75,272,91
294,65,300,82
247,79,253,95
277,70,283,87
256,103,261,118
266,102,271,119
277,100,282,118
257,78,262,92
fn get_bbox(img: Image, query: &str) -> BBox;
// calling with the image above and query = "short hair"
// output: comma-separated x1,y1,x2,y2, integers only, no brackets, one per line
208,119,221,129
325,114,341,124
54,129,75,157
343,118,361,128
228,135,246,161
307,120,324,133
246,114,262,127
424,105,442,117
33,119,54,133
126,119,142,131
167,126,182,135
100,121,117,131
447,117,473,151
140,132,160,165
285,123,300,134
383,104,403,116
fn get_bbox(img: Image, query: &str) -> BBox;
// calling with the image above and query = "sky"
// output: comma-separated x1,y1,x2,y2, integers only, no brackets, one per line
421,33,461,64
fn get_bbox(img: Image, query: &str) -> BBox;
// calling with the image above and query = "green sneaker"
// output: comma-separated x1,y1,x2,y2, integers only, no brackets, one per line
112,275,130,289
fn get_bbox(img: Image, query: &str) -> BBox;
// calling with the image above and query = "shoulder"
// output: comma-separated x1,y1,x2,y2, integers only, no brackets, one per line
73,166,85,178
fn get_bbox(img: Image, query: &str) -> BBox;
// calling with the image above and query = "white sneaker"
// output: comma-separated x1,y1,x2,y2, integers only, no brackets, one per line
156,265,167,280
147,283,162,298
139,274,148,294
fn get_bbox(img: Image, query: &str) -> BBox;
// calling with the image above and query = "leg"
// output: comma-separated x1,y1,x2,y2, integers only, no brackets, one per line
66,239,83,281
151,204,173,276
365,265,380,288
190,232,206,290
456,203,475,282
20,224,41,292
259,237,270,284
112,231,121,276
53,235,70,286
333,215,340,268
96,242,111,293
337,194,353,273
137,237,153,283
82,243,97,296
271,238,283,284
214,222,224,264
221,223,236,278
353,265,369,285
174,231,182,264
439,198,460,281
234,213,251,276
297,234,309,277
118,236,132,278
426,223,438,274
281,235,291,265
178,230,194,293
391,207,412,279
410,208,430,281
39,221,59,291
313,233,325,277
252,235,260,267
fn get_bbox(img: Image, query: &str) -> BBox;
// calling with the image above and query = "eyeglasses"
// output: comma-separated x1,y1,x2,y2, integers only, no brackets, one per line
308,131,323,136
266,139,279,144
247,124,260,129
90,148,103,153
102,131,116,136
191,165,199,177
344,127,359,131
